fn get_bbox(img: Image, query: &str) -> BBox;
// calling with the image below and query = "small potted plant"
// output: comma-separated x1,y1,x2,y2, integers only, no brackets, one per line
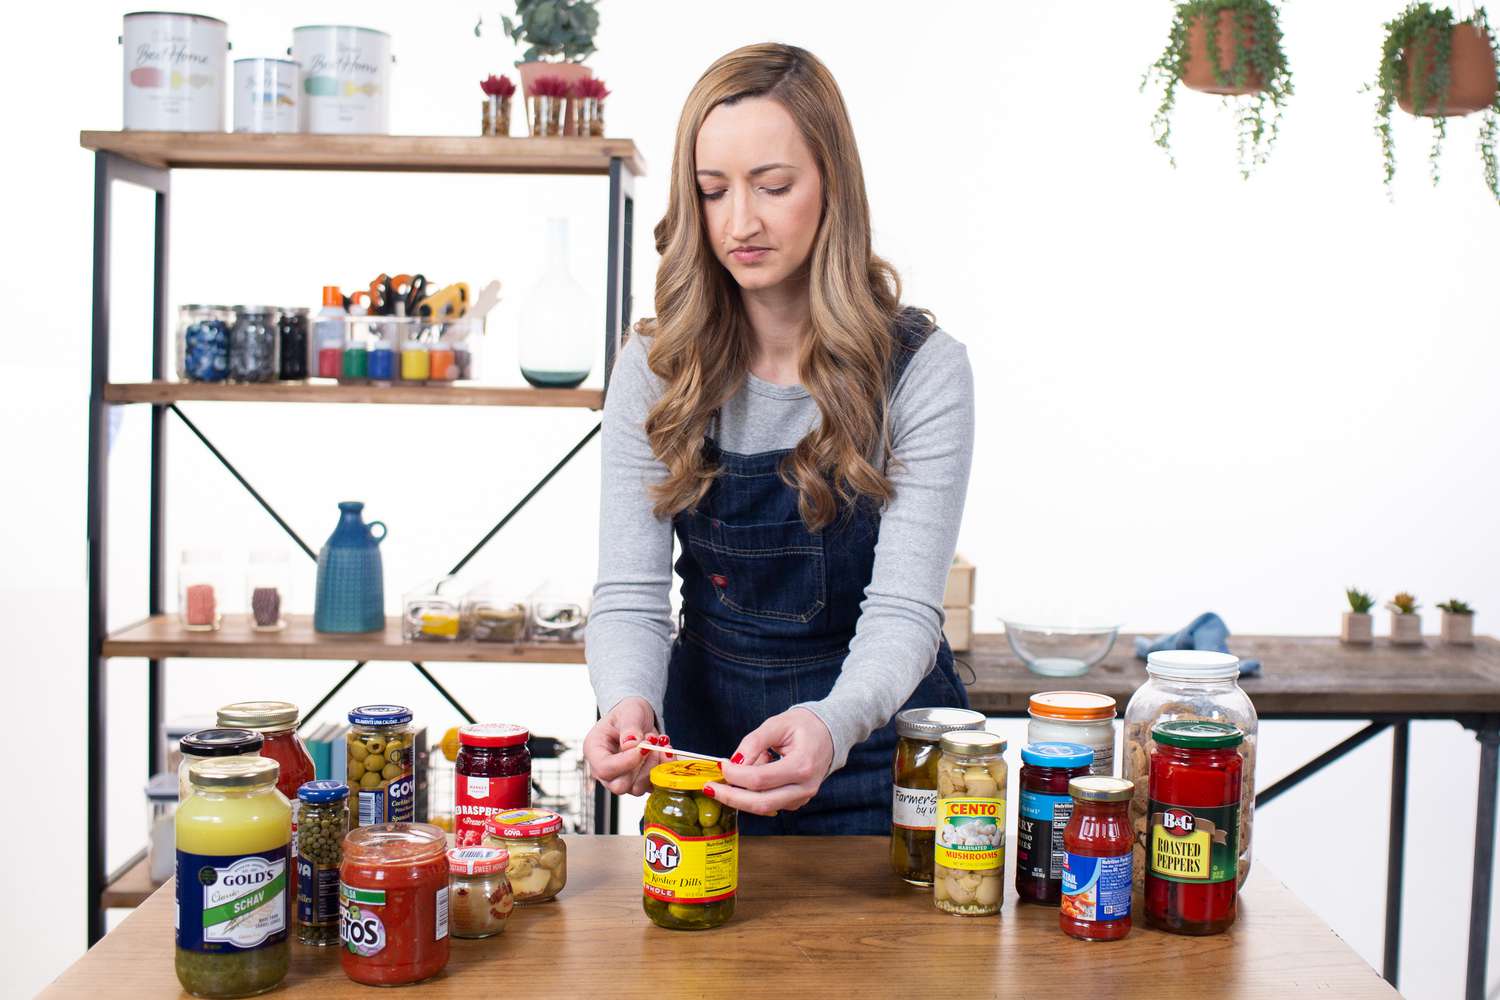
1342,587,1375,645
1438,598,1476,645
480,74,516,136
526,75,569,137
1387,591,1423,646
479,0,598,135
1142,0,1294,178
1371,3,1500,202
572,77,610,137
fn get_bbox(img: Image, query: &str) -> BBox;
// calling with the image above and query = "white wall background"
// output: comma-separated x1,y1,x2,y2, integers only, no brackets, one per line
2,0,1497,996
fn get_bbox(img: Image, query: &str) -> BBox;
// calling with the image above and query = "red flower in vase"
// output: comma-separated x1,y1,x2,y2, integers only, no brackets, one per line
529,75,570,98
571,77,610,100
480,74,516,98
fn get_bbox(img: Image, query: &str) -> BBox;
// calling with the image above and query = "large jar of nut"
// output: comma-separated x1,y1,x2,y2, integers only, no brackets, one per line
933,731,1009,916
346,705,416,825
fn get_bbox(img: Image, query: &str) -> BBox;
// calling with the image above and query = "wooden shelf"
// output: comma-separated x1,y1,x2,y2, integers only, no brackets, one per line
80,131,646,176
104,381,602,409
104,615,586,664
102,855,158,910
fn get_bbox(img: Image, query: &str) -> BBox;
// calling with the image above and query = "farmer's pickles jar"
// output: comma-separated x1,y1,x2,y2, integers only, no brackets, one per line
933,731,1008,916
889,707,986,885
643,760,738,930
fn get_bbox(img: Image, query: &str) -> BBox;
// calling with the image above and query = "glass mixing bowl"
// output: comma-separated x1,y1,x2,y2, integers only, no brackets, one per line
1002,620,1121,677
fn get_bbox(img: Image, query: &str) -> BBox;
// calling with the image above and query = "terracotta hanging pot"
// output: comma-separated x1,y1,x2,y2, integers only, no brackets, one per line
1183,10,1267,95
516,60,593,135
1397,22,1499,117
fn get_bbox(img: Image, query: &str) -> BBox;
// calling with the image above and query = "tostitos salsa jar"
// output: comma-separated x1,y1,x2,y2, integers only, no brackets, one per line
339,823,449,986
643,760,739,930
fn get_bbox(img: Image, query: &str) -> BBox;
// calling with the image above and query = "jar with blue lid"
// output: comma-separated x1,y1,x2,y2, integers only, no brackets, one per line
295,780,349,946
346,705,415,826
1016,741,1094,905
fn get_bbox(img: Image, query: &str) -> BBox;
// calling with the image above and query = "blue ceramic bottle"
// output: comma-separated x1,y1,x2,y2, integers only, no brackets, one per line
314,501,387,633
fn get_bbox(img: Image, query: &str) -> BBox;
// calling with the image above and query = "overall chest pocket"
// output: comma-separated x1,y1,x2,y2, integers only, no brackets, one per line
687,516,826,624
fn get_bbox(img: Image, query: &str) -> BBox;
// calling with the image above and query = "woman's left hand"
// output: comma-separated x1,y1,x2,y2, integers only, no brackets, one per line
708,707,834,816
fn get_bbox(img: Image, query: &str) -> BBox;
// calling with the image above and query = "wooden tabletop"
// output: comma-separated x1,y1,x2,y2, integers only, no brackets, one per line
46,836,1393,999
964,632,1500,717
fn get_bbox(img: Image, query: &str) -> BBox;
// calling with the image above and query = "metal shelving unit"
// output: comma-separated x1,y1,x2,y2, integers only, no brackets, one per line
84,130,640,942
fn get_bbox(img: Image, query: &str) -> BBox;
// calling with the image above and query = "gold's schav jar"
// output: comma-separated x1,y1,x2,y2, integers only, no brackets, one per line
643,760,738,930
890,707,987,885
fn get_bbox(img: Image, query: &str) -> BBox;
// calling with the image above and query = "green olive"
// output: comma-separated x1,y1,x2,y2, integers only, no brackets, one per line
381,762,401,780
360,771,382,789
348,760,366,781
364,753,385,773
386,745,403,764
363,736,387,756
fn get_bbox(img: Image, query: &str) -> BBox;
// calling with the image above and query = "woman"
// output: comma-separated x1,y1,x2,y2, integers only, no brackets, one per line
582,43,975,835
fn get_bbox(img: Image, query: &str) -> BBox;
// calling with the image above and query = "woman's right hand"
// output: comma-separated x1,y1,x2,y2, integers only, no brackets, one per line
583,696,669,797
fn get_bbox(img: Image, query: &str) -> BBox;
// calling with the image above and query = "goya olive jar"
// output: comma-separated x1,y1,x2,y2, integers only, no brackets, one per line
643,760,738,930
890,707,986,885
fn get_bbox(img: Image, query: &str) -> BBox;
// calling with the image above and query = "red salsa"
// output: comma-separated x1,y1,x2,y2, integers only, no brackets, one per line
1016,742,1092,905
454,723,531,846
340,824,450,986
1145,720,1243,935
1060,776,1134,941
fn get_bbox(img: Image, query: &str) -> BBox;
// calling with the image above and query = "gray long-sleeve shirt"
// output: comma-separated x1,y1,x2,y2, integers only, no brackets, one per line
586,324,975,772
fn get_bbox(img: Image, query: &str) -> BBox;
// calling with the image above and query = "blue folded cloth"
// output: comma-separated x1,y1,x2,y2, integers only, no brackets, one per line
1134,612,1261,677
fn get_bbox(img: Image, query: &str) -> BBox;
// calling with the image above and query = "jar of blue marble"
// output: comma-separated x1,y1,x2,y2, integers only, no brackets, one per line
177,305,232,383
229,306,278,383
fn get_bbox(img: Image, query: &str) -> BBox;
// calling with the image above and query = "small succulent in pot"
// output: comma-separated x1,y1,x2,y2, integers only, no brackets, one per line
1438,598,1476,645
1342,587,1375,645
480,74,517,136
1387,591,1424,646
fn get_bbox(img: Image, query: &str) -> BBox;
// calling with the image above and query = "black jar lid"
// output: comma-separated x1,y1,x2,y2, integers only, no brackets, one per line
180,727,264,758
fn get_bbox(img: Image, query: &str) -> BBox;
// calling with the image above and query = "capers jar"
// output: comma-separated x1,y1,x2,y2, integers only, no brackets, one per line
295,780,349,946
346,705,415,825
934,730,1009,916
483,808,568,903
890,707,987,885
642,760,738,930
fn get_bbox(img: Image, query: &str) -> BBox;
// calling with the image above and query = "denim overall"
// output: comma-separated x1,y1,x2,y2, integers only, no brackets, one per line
664,310,970,835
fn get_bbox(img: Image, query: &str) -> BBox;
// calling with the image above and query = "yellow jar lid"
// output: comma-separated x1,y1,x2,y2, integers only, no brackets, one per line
650,759,724,790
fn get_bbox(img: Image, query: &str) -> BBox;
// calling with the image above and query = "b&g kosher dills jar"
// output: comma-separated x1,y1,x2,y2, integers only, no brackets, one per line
175,757,291,999
643,760,739,930
340,823,450,986
454,722,532,846
890,707,987,885
933,731,1008,916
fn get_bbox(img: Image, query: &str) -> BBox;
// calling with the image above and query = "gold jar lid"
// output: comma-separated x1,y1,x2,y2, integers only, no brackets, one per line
1068,775,1133,802
938,730,1006,757
217,700,299,733
188,756,281,789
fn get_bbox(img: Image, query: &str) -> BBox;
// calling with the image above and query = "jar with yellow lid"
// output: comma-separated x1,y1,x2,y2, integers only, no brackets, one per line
642,760,738,930
482,808,567,902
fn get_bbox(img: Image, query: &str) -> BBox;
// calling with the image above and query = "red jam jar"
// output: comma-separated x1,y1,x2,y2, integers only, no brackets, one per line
340,823,450,986
217,701,316,902
1145,720,1243,935
1016,741,1093,905
454,723,532,846
1060,776,1135,941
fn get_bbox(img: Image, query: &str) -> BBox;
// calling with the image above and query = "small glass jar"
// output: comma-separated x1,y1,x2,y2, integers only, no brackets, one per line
178,304,232,383
178,728,264,803
179,548,226,631
146,771,178,884
276,308,309,380
403,578,465,641
531,599,587,642
889,707,987,885
462,583,530,643
347,705,416,825
340,824,450,987
296,780,350,947
1016,741,1093,905
1061,776,1134,941
1028,691,1117,776
642,760,738,930
454,723,532,846
399,334,430,382
230,306,277,383
1123,650,1257,888
483,808,567,903
933,730,1008,916
246,550,291,632
448,847,514,938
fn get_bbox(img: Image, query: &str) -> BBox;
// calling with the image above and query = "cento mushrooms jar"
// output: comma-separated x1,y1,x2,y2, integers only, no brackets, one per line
483,808,568,903
933,731,1008,916
339,823,450,986
642,760,739,930
1028,691,1117,776
889,707,987,885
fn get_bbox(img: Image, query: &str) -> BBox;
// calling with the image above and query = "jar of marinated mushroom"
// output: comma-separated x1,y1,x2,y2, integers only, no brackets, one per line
483,808,567,903
933,730,1009,916
890,707,987,885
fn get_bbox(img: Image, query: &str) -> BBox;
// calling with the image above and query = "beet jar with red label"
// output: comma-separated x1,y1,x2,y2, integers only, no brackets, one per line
454,723,531,846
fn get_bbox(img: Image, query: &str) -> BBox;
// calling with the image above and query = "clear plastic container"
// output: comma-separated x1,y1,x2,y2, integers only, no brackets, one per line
462,584,530,643
229,306,277,383
146,771,178,884
404,578,465,641
531,599,587,642
247,549,291,632
1122,650,1257,888
177,304,232,383
179,548,226,631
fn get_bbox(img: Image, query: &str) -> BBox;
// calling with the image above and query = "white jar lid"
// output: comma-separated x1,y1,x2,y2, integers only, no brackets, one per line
1145,649,1240,680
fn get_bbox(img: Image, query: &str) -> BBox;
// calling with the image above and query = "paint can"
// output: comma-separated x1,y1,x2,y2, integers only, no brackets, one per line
233,58,299,133
291,25,392,134
121,11,229,131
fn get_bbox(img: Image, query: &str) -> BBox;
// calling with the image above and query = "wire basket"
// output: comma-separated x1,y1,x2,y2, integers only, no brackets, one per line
422,729,594,835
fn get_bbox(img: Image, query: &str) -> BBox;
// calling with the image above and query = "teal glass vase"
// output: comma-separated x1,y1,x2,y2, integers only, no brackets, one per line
314,501,387,633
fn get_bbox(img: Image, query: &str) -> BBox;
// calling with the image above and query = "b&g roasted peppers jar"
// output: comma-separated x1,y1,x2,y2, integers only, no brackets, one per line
1145,720,1243,935
1016,741,1093,905
642,760,739,930
454,723,531,846
340,823,450,986
889,707,986,885
1061,775,1134,941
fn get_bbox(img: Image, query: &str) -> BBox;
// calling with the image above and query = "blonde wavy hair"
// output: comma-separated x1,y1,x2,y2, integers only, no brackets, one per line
638,42,923,531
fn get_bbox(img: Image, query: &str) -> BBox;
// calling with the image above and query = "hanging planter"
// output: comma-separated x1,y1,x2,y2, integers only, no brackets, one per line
1372,4,1500,201
1143,0,1294,178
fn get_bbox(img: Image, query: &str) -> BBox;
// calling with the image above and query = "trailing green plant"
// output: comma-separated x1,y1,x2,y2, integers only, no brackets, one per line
1371,3,1500,201
1438,598,1475,614
1387,591,1421,614
1346,588,1376,614
476,0,600,63
1142,0,1294,178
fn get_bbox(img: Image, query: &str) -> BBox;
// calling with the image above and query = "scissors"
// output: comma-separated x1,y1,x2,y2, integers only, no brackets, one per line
368,273,429,316
416,281,470,321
